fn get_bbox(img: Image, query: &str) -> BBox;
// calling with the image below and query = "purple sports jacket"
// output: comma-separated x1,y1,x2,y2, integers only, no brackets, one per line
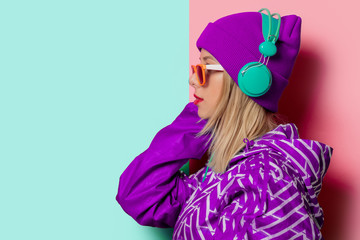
116,102,333,239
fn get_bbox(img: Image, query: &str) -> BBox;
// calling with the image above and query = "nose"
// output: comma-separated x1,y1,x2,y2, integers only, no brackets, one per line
189,71,199,88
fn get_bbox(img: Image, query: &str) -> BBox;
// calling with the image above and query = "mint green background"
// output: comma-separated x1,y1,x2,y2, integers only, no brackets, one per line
0,1,189,239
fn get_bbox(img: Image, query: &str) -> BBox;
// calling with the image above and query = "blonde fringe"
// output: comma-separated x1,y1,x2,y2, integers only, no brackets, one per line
197,71,280,173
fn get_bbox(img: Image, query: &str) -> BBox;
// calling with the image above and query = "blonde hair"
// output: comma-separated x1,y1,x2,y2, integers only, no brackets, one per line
197,71,282,173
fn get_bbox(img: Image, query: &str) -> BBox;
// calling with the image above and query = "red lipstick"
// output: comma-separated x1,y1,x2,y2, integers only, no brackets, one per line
194,94,204,105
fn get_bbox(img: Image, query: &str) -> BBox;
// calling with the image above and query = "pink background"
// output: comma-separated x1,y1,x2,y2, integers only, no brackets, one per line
189,1,360,239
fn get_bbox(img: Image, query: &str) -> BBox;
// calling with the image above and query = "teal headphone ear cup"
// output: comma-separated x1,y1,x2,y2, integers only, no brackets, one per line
237,62,272,97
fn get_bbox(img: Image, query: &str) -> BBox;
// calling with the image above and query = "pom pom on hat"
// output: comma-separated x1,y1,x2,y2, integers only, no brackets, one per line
196,11,302,112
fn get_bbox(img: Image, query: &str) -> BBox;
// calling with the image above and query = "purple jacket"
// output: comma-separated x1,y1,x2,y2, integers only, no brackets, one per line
116,103,333,239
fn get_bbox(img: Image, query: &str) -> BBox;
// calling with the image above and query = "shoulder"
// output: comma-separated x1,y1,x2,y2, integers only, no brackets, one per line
226,149,298,192
228,148,285,174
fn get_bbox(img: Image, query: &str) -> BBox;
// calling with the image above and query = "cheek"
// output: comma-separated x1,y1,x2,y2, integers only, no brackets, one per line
210,76,224,102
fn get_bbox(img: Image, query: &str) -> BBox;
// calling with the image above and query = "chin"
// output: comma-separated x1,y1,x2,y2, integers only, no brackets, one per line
197,109,209,120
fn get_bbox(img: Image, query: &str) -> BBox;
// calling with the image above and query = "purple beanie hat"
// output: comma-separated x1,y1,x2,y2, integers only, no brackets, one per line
196,11,302,112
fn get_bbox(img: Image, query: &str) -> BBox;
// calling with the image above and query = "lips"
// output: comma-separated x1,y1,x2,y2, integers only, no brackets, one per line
194,94,203,105
194,94,203,100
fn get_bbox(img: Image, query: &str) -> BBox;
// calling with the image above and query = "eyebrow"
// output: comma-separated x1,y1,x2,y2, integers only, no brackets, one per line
199,56,217,62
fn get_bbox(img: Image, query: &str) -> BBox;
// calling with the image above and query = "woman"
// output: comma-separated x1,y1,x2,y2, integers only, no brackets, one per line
116,8,333,239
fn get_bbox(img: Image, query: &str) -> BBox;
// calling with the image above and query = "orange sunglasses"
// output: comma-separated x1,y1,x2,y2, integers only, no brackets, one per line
191,64,224,86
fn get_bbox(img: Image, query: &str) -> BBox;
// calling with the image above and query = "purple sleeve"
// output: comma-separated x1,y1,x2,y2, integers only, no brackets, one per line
116,103,210,228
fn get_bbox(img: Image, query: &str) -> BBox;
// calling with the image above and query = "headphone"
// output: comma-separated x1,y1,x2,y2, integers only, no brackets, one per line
237,8,281,97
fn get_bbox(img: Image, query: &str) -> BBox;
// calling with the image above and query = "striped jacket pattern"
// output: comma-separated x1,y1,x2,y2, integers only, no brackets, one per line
116,103,333,240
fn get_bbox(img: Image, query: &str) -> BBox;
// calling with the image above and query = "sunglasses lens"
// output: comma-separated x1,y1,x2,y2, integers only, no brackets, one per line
196,65,205,85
